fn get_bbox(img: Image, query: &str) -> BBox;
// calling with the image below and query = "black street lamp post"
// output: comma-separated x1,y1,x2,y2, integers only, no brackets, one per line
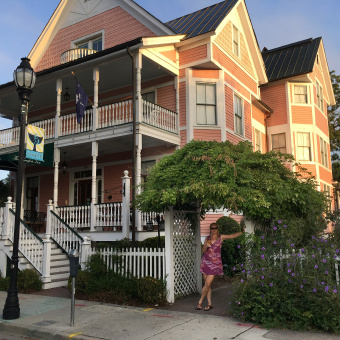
3,57,36,320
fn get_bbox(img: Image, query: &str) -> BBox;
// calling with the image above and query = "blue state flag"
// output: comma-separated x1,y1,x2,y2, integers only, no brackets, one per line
76,80,89,124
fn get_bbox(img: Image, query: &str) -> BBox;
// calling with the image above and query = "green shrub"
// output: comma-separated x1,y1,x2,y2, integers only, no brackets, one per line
137,276,166,304
216,216,244,276
230,220,340,333
0,276,10,291
94,236,165,250
17,269,42,293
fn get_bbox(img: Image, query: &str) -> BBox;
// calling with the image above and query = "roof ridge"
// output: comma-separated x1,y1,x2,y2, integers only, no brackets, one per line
262,37,321,55
165,0,227,25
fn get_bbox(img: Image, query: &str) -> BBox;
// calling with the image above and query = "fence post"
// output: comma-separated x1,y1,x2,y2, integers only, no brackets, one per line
122,170,131,238
165,206,174,303
80,235,91,270
2,197,13,239
42,200,53,284
195,209,202,294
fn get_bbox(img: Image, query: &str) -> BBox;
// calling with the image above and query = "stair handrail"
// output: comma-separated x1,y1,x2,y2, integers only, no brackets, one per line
50,210,84,254
9,209,44,274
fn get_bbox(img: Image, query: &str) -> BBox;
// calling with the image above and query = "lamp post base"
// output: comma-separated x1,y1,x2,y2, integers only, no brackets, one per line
3,293,20,319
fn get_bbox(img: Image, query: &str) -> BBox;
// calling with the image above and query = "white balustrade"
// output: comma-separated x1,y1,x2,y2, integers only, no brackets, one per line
8,209,44,274
0,127,20,149
142,100,178,133
32,118,55,139
141,211,164,227
96,202,122,230
60,109,93,136
97,100,133,128
50,211,83,254
91,246,166,280
57,205,91,230
61,48,98,64
0,206,4,237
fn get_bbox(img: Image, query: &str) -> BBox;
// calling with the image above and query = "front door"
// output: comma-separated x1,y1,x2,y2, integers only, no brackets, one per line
78,180,91,205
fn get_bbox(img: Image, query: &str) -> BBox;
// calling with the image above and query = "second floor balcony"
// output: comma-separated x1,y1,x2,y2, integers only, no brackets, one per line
61,48,98,64
0,99,179,151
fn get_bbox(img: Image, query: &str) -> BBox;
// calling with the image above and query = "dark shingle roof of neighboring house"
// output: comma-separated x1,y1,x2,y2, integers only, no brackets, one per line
165,0,238,39
262,37,321,82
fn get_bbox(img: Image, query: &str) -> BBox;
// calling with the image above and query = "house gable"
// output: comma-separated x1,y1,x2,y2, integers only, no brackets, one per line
29,0,174,71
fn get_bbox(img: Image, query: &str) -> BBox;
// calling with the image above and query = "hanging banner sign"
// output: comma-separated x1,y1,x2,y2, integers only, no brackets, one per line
26,124,45,162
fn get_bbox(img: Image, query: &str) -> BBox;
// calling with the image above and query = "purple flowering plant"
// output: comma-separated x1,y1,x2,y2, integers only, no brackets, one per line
230,219,340,333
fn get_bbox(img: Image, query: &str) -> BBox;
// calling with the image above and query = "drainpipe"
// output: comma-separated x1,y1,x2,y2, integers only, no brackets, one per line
127,47,136,241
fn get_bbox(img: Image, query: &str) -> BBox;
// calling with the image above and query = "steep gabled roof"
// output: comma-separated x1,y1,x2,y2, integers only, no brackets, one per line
262,38,321,82
165,0,238,39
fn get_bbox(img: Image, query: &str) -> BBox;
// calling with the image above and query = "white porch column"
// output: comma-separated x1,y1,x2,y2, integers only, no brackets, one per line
121,170,131,238
2,197,13,239
135,133,142,231
175,75,180,134
42,200,53,283
136,53,142,123
80,235,91,270
55,79,62,138
0,251,7,278
90,141,98,232
53,147,60,209
165,206,174,303
93,67,99,131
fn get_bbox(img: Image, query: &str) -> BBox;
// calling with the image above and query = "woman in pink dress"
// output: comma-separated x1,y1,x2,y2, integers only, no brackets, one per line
197,222,245,311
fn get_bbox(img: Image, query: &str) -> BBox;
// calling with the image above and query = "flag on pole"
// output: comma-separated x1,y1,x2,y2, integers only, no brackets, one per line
75,78,88,124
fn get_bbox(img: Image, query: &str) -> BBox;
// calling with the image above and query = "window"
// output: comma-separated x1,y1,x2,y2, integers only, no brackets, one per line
271,133,286,153
297,132,311,161
76,36,102,52
254,129,261,152
26,176,39,212
316,81,324,111
320,137,329,168
234,94,243,135
196,83,217,125
294,85,308,104
142,92,155,104
233,25,239,57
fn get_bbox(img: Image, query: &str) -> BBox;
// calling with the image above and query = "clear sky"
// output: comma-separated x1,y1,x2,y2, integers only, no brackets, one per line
0,0,339,178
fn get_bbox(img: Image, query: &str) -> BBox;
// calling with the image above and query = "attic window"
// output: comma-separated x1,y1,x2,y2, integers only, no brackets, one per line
76,37,102,52
232,25,240,57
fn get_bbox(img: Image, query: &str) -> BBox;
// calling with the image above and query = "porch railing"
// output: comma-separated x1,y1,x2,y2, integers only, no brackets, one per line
61,48,98,64
0,99,178,150
92,246,165,280
96,202,122,230
57,205,91,231
9,209,44,274
50,210,84,254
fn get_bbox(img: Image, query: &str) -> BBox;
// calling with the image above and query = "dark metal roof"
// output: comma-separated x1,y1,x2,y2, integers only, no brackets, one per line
165,0,238,39
262,38,321,82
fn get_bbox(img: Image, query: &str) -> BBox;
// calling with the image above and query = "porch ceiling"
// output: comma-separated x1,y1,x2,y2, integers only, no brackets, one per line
0,53,171,119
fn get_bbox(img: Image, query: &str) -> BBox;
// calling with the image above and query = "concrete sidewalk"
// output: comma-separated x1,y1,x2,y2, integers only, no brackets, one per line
0,291,339,340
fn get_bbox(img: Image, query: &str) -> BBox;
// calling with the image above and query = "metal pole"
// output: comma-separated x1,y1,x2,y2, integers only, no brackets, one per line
71,277,75,326
3,100,28,320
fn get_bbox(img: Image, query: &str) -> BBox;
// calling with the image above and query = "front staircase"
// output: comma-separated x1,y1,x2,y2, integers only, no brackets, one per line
0,198,90,290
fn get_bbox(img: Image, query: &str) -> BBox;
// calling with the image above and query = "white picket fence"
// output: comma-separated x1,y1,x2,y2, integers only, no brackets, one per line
91,247,166,280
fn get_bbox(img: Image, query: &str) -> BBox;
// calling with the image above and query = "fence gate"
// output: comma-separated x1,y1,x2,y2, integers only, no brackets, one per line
165,207,201,303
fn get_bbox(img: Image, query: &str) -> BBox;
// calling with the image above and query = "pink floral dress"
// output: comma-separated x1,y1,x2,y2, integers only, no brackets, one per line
200,235,223,275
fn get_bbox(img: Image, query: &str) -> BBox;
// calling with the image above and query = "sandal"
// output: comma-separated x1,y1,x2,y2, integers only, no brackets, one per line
204,305,213,311
196,303,202,310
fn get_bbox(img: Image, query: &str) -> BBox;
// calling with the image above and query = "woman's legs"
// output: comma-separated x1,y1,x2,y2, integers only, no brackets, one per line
198,274,215,306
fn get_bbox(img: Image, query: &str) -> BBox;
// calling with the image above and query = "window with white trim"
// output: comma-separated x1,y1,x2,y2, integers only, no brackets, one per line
75,35,103,52
320,137,329,168
196,83,217,125
294,85,308,104
142,92,155,104
254,129,261,152
233,25,240,57
234,94,243,135
271,133,286,153
297,132,311,161
316,81,324,111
